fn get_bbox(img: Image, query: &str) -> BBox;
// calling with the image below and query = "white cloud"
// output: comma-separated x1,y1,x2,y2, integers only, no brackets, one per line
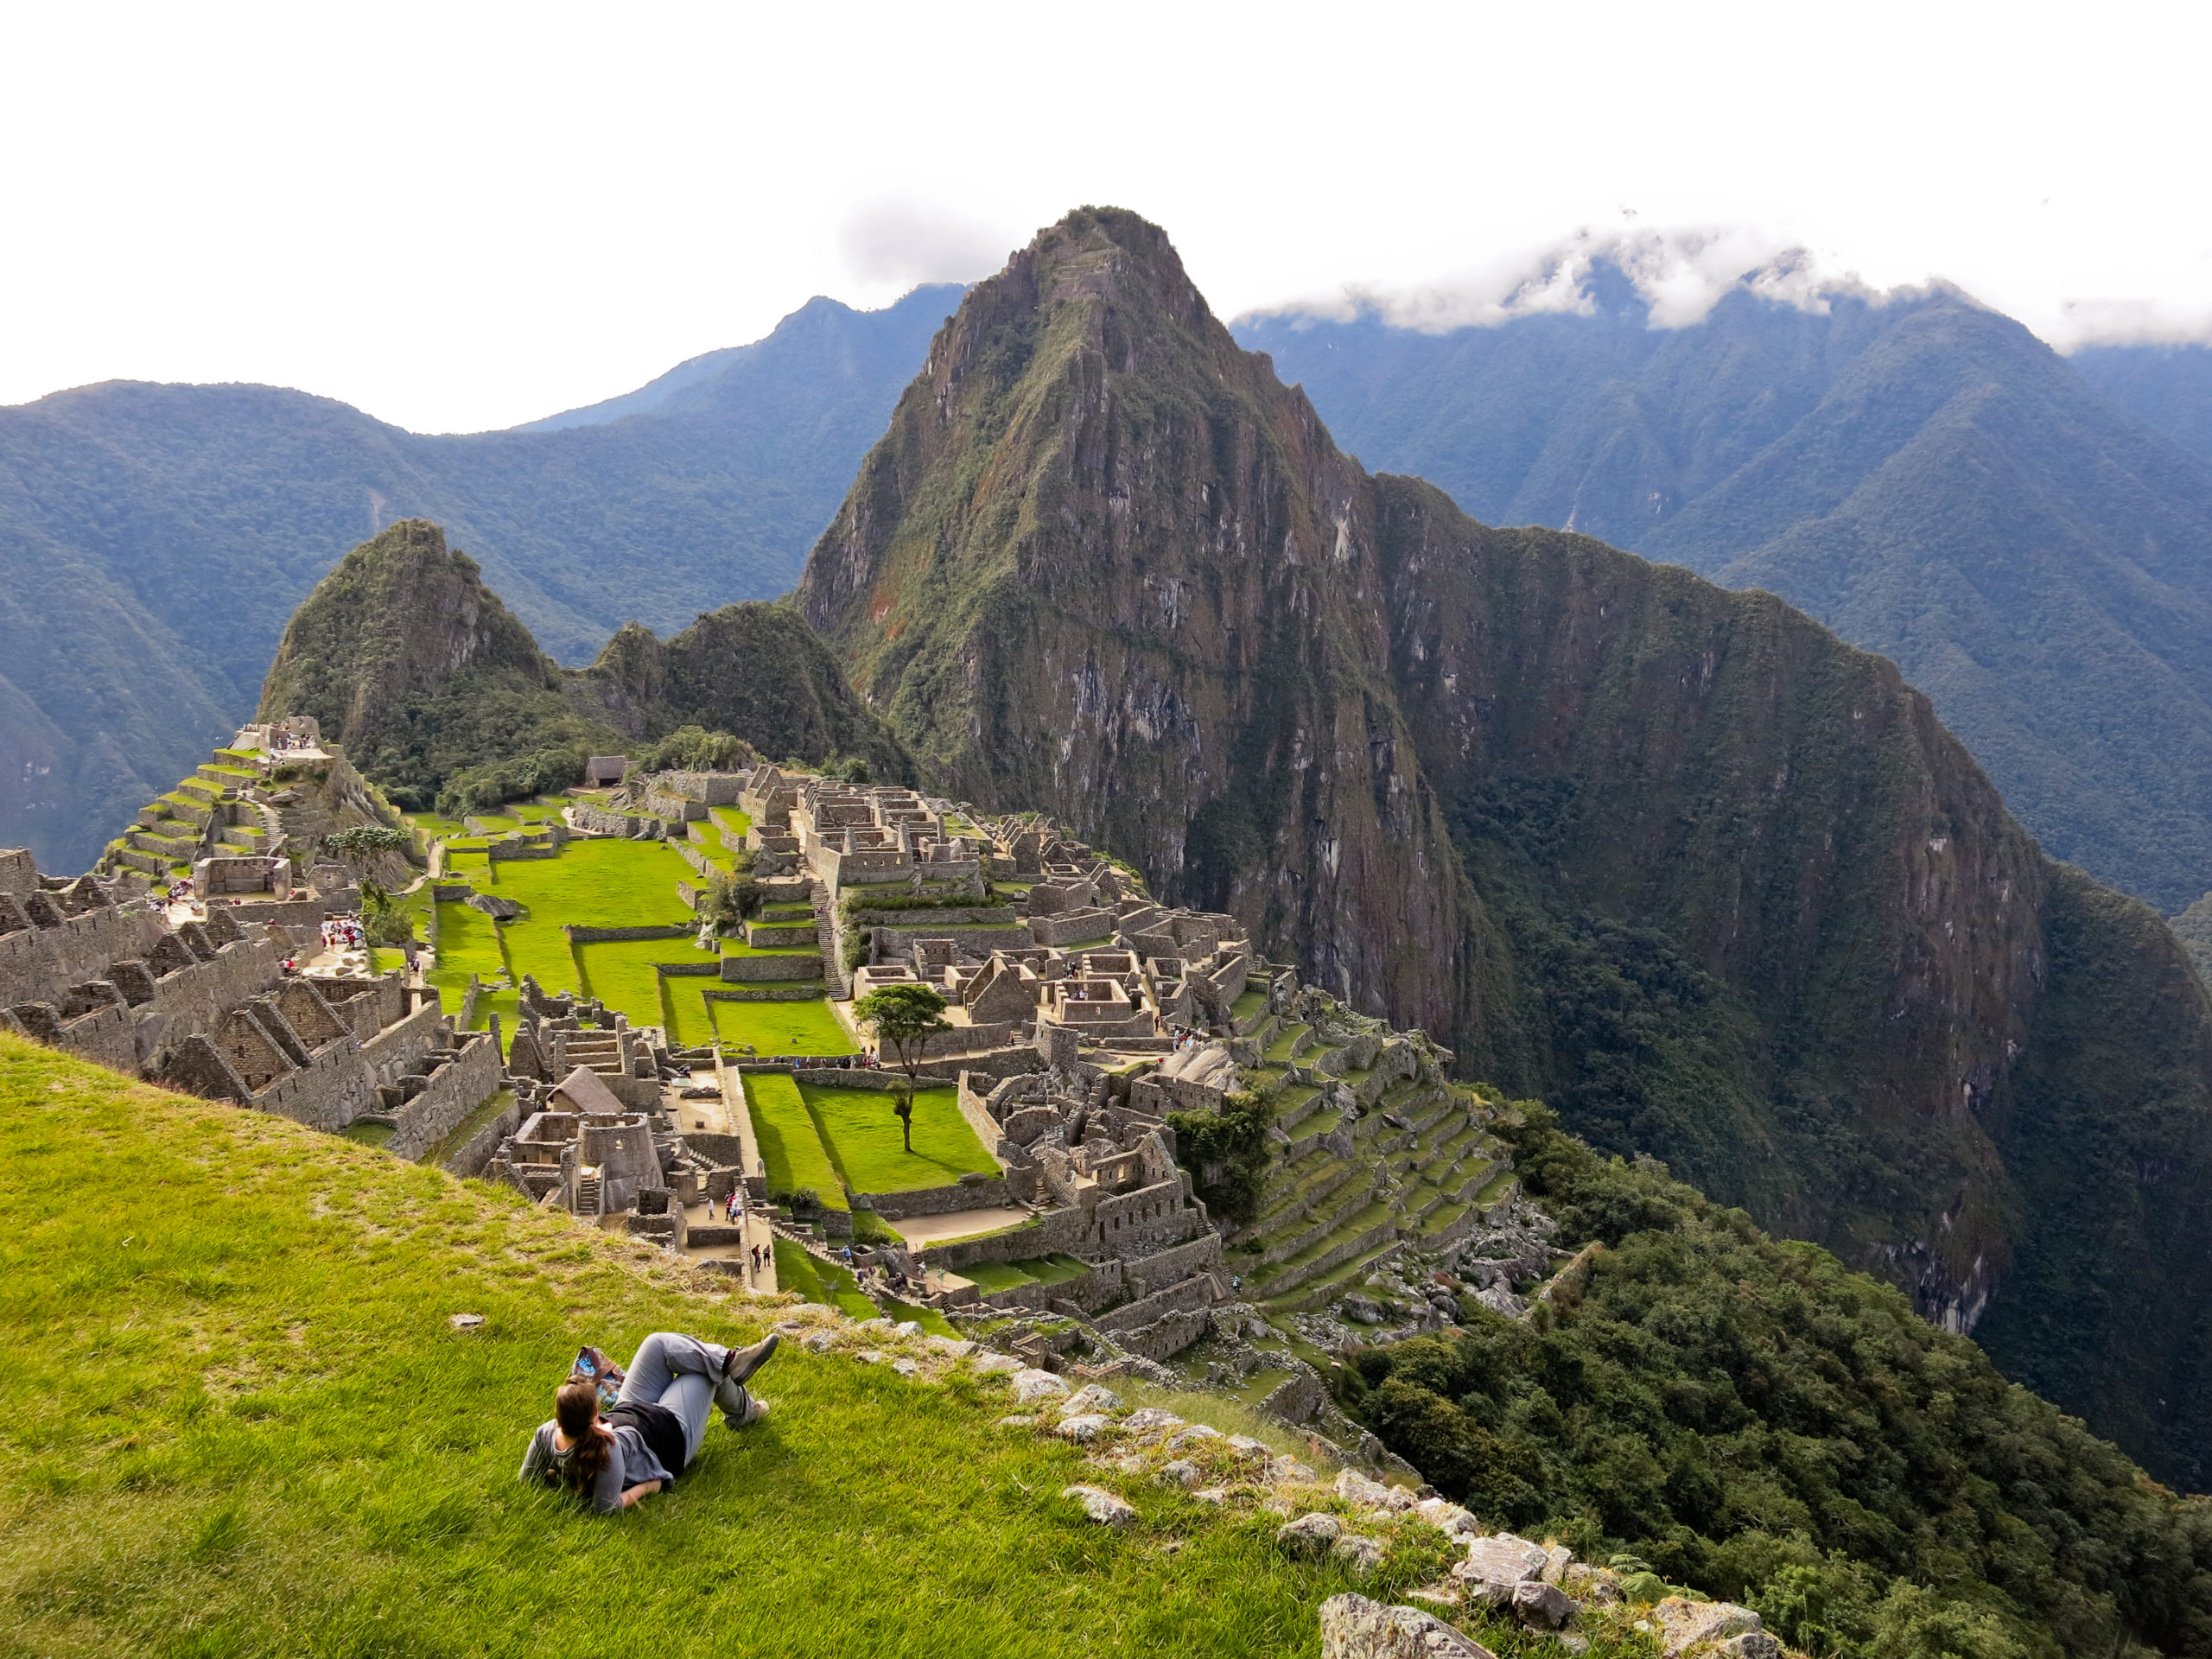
838,204,1013,291
1246,226,1901,337
2046,298,2212,353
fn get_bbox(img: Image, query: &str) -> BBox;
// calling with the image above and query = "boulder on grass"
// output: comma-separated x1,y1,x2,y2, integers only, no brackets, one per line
1319,1593,1500,1659
1277,1513,1343,1557
1062,1484,1135,1527
1654,1599,1767,1656
1512,1580,1575,1630
1455,1534,1550,1604
1334,1534,1387,1575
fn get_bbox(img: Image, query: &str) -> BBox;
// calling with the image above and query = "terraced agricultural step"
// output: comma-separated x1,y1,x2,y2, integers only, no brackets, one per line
1247,1158,1358,1243
1255,1201,1401,1296
1255,1179,1380,1268
1471,1169,1520,1211
1258,1241,1408,1314
1420,1200,1482,1244
1397,1180,1447,1227
1274,1084,1326,1133
1263,1022,1313,1064
746,920,819,948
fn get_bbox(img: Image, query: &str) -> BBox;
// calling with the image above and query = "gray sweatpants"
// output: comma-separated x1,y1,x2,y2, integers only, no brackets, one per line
616,1332,752,1465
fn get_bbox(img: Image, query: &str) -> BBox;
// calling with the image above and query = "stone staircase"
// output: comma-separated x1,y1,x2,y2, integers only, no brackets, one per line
575,1173,601,1214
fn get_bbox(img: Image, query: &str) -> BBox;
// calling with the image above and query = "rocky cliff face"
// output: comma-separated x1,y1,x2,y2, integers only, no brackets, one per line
798,208,2212,1484
798,211,1487,1048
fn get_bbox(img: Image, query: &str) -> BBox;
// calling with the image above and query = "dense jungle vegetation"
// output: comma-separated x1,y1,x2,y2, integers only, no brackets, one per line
1344,1105,2212,1659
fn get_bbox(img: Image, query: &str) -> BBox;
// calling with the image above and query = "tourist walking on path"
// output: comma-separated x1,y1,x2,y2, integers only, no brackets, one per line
519,1331,778,1514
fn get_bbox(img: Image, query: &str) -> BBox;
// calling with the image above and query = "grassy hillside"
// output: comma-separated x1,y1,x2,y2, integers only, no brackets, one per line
0,1033,1366,1658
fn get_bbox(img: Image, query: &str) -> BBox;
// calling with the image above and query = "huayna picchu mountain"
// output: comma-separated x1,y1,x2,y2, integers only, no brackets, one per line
798,207,2212,1487
257,518,911,810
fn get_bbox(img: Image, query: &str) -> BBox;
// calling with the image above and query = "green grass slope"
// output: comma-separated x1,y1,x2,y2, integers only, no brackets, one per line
0,1033,1372,1658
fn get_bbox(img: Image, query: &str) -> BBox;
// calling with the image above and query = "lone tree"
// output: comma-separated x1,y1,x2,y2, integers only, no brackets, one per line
853,982,953,1154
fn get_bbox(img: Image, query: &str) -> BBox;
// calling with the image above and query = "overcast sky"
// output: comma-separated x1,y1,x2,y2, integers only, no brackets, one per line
6,0,2208,434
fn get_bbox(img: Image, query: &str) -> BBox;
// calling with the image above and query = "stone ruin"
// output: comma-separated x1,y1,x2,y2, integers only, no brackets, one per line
0,843,503,1160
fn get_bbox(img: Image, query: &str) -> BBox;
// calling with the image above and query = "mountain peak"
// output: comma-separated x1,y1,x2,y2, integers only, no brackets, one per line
795,209,2212,1489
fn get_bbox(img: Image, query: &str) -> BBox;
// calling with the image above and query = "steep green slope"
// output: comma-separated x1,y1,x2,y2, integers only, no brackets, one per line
257,520,906,808
0,1033,1356,1658
1242,286,2212,912
1351,1103,2212,1659
798,207,2212,1487
0,287,950,873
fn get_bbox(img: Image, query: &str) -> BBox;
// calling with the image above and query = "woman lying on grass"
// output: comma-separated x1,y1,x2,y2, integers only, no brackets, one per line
520,1331,779,1513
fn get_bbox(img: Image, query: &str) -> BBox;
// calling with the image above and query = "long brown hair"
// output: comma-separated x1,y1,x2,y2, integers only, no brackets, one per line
556,1381,613,1493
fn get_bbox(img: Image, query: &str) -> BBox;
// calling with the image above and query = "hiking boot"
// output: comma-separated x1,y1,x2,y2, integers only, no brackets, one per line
721,1332,779,1386
721,1392,770,1430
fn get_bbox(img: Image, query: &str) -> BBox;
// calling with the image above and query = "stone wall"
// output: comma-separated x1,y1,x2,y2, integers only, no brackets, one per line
245,1038,382,1134
386,1031,505,1160
215,898,325,930
1092,1271,1217,1336
661,771,748,805
719,953,823,982
1114,1306,1215,1363
358,998,446,1090
0,899,157,1006
869,923,1035,958
135,934,291,1065
1089,1177,1207,1252
566,924,693,944
852,1174,1011,1220
1019,909,1114,948
0,849,36,895
918,1205,1095,1268
439,1093,524,1179
1118,1230,1225,1300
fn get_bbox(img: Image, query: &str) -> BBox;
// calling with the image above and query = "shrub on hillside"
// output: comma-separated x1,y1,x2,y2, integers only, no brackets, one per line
632,725,753,775
435,745,591,817
1166,1089,1274,1226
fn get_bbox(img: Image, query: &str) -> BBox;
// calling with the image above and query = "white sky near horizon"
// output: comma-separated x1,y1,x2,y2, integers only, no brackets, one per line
3,0,2209,435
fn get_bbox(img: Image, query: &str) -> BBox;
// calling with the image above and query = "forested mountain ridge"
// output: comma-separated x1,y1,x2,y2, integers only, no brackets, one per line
798,206,2212,1487
1239,280,2212,913
0,285,955,873
2072,338,2212,464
